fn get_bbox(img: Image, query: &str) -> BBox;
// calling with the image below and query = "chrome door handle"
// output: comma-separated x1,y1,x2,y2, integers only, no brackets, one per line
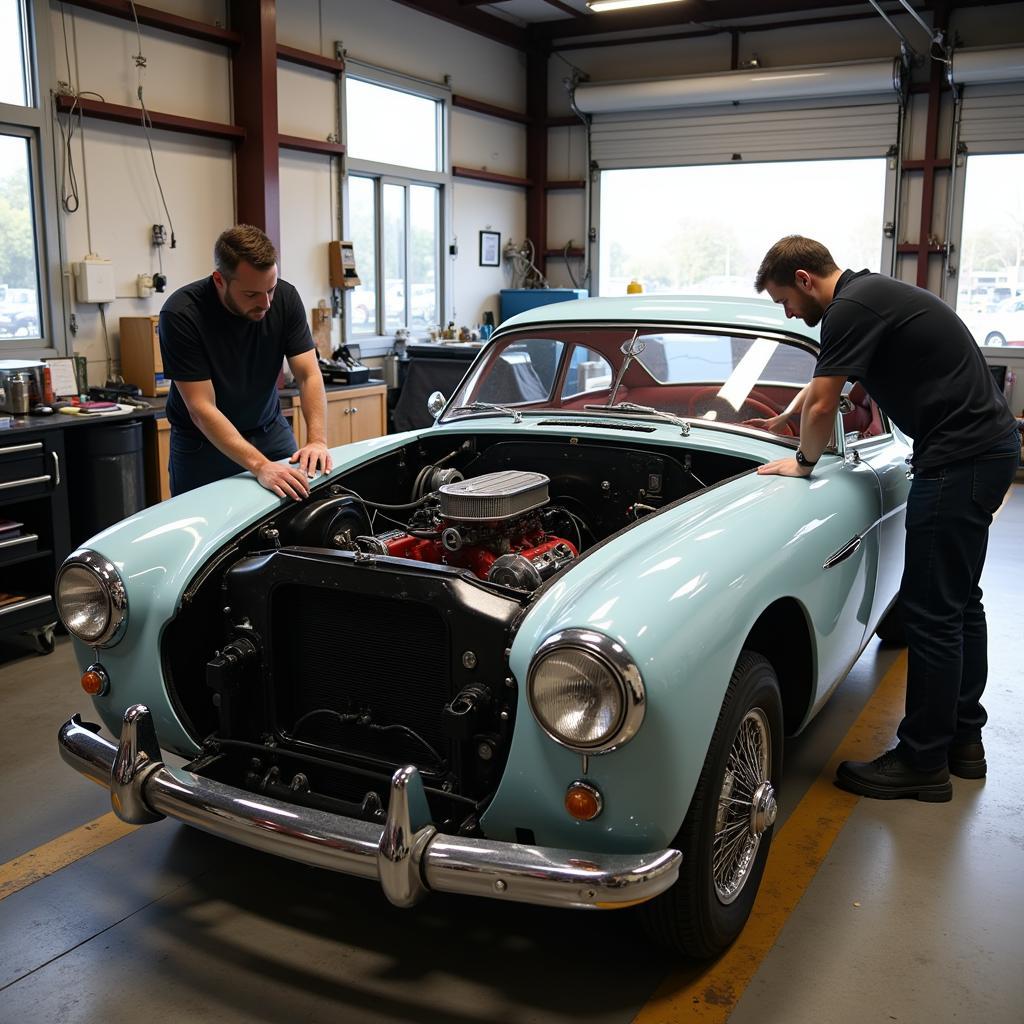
52,450,61,487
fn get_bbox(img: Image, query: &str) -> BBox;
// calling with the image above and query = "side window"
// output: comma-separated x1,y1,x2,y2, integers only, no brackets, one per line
477,338,564,405
562,345,613,398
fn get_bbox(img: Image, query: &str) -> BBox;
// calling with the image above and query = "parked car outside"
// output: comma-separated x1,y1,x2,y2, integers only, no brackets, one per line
56,295,910,958
962,295,1024,347
0,287,40,338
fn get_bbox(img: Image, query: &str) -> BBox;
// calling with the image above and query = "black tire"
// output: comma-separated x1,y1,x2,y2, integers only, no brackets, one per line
642,651,783,959
875,598,907,646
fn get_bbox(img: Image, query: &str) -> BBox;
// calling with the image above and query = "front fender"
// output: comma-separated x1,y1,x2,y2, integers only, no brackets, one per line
482,459,878,853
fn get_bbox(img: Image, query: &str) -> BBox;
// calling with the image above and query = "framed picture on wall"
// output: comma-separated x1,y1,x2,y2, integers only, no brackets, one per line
479,230,501,267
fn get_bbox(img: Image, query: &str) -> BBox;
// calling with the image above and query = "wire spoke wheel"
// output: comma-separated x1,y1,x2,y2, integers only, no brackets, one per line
712,707,774,904
642,651,782,958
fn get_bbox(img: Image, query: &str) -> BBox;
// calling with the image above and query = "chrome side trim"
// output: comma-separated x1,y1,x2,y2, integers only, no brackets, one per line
58,709,681,911
823,535,863,570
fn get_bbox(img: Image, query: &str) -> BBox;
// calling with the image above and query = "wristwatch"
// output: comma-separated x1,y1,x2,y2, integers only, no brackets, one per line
795,449,817,468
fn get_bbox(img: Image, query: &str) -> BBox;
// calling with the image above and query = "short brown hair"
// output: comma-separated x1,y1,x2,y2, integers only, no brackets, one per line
755,235,839,293
214,224,278,278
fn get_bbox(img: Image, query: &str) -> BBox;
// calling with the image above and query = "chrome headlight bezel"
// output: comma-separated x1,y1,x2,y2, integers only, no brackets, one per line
527,628,646,755
55,549,128,648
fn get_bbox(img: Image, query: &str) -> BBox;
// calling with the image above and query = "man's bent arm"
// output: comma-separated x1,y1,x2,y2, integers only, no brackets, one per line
757,375,846,477
288,349,333,475
175,378,310,499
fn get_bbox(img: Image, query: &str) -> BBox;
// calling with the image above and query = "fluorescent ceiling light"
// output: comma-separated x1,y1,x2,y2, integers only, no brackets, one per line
588,0,686,12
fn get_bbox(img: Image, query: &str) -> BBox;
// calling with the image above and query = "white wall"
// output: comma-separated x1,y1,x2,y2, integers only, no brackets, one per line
43,0,526,379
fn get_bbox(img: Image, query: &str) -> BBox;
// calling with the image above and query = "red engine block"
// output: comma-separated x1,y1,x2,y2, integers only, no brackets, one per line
381,523,577,581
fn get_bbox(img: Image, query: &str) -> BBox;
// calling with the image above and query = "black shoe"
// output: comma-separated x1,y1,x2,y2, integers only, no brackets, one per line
835,748,952,802
948,741,986,779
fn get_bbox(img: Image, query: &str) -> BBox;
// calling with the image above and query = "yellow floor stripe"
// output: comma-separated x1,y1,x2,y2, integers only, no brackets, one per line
0,813,138,902
634,651,909,1023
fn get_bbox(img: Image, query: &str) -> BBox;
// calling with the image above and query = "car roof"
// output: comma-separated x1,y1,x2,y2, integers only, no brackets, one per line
498,294,821,346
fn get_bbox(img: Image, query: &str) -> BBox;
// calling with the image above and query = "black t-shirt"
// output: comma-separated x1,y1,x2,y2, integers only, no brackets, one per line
815,269,1016,470
158,276,314,438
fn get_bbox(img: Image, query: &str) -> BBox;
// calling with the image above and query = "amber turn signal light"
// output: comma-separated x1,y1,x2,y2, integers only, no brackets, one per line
81,665,109,696
565,780,603,821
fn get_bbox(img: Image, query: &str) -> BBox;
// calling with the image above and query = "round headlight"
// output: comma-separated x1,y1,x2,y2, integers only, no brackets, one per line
56,551,128,647
528,630,645,754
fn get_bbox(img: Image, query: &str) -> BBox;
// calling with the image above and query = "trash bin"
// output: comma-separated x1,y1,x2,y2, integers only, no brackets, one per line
67,420,146,546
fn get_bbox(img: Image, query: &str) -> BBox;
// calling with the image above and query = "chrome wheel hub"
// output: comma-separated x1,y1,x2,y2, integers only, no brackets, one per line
713,707,773,905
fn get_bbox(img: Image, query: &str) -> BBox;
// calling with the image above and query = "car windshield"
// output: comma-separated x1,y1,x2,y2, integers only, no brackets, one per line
443,325,818,435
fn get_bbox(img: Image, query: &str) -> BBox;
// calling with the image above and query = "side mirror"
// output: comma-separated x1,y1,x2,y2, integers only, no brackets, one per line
427,391,446,419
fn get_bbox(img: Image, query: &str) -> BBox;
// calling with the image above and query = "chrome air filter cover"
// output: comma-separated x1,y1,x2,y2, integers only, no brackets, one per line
439,470,550,522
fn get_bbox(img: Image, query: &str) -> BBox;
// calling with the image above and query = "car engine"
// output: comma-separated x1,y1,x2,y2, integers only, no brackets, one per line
354,469,578,591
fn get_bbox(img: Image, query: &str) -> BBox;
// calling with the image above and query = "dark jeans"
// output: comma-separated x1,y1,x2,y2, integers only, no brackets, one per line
169,414,297,496
896,427,1020,770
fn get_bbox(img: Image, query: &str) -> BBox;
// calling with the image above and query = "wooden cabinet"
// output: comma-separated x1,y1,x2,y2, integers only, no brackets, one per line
0,431,69,653
293,384,387,449
119,316,169,397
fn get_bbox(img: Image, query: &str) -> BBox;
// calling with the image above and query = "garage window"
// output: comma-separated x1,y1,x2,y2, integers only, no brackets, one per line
344,69,448,342
954,153,1024,349
598,158,887,298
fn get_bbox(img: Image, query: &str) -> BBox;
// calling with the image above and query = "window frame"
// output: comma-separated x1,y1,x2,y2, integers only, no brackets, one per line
0,0,62,357
948,147,1024,352
341,63,451,353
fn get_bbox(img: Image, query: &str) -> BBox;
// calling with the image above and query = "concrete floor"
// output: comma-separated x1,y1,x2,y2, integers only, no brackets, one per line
1,485,1022,1023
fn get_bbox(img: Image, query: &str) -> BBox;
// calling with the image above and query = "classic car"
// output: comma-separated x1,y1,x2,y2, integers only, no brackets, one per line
56,295,910,958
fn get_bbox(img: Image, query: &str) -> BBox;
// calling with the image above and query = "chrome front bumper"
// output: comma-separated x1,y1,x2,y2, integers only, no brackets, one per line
58,705,682,911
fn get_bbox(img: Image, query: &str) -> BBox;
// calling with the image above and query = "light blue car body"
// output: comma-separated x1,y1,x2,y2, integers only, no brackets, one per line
68,295,911,856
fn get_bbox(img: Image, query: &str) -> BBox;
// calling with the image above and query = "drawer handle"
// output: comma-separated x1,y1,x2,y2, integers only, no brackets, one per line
0,533,39,550
0,474,51,491
0,442,44,456
0,594,51,617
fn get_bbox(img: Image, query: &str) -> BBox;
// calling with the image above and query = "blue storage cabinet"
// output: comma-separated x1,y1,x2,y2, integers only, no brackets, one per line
499,288,588,324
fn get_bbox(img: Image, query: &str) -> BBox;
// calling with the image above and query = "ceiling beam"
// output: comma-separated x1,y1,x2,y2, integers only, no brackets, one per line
392,0,528,49
530,0,990,43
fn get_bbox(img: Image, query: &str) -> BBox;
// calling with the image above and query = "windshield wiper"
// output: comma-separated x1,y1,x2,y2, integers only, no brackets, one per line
583,401,691,436
451,401,523,424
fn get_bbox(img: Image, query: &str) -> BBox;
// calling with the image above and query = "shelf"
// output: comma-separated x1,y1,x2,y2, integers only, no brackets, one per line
276,44,345,75
453,165,531,188
278,134,346,156
452,95,530,125
55,95,246,143
61,0,240,48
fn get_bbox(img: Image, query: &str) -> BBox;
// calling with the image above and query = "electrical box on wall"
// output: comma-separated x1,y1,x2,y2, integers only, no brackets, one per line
74,256,115,303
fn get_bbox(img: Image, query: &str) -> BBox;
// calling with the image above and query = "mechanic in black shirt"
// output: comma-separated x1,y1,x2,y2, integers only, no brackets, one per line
754,235,1019,802
159,225,331,499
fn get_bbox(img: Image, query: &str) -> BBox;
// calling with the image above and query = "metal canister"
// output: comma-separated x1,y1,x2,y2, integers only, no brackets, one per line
10,374,29,415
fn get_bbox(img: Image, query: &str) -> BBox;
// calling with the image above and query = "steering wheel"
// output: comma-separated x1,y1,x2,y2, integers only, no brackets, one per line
688,390,795,436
